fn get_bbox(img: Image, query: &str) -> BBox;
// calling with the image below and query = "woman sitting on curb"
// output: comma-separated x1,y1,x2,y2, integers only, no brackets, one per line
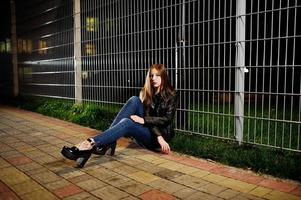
61,64,179,168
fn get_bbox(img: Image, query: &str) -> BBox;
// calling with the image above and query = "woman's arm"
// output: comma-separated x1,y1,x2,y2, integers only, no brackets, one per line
157,136,170,154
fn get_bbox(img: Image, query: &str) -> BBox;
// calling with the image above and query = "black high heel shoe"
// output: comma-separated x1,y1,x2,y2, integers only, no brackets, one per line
93,142,117,156
61,146,93,168
61,138,96,168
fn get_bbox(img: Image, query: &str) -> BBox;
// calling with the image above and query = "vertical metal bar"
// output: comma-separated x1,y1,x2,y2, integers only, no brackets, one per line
74,0,82,103
254,0,259,143
268,0,275,146
228,0,233,139
212,0,216,136
261,0,267,144
282,0,289,148
234,0,246,144
291,0,298,150
275,0,282,147
246,0,252,143
217,0,221,137
222,0,226,137
202,0,205,135
207,0,210,135
192,1,195,133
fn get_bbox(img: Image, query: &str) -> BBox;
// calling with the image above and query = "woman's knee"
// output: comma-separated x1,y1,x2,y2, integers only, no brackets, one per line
119,118,134,127
128,96,141,104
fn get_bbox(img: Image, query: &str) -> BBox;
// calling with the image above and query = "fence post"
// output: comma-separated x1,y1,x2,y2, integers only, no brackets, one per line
235,0,246,145
10,0,19,97
74,0,82,103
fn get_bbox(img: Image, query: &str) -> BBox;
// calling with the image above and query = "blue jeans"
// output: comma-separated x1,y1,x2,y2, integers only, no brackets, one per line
92,96,153,149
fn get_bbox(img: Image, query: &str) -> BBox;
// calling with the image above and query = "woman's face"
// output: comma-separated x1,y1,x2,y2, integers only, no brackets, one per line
150,68,162,88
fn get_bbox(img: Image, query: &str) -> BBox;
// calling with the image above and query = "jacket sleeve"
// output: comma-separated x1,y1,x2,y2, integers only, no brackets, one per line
144,94,178,127
150,126,162,137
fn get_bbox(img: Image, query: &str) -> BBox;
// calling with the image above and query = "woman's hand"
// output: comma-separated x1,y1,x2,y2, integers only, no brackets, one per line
157,136,170,154
130,115,145,124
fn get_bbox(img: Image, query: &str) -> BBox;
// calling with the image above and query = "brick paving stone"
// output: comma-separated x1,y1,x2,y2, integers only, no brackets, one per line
25,166,49,175
91,185,129,200
8,141,28,148
154,169,184,180
202,173,228,184
198,182,227,195
16,145,37,153
62,192,92,200
189,169,210,178
139,189,177,200
291,187,301,197
248,186,273,197
117,157,145,166
0,142,14,152
7,156,33,166
217,188,240,199
45,179,71,191
258,179,298,193
112,164,139,176
68,174,93,184
21,188,59,200
86,167,119,180
118,180,153,196
0,150,23,159
0,168,30,185
23,149,47,159
0,157,11,168
148,178,186,194
135,162,166,174
100,160,124,169
121,196,140,200
10,180,43,196
75,178,107,191
218,178,258,193
175,165,200,175
172,187,199,199
232,193,265,200
54,184,84,199
31,170,61,184
135,154,165,163
186,191,222,200
0,180,22,200
263,190,301,200
159,161,184,171
128,171,160,184
59,169,86,179
33,154,57,165
0,191,21,200
103,174,131,186
172,174,209,189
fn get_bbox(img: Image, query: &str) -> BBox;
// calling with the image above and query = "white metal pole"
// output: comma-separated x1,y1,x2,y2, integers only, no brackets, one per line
74,0,82,103
235,0,246,145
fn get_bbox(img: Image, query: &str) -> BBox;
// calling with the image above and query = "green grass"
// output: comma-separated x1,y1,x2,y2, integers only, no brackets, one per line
15,96,120,131
188,103,301,151
13,96,301,181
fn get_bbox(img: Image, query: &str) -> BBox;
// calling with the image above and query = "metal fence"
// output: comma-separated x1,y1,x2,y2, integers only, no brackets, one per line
16,0,301,152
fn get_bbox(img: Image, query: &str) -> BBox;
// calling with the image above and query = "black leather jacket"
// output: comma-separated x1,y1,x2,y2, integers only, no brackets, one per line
143,92,179,148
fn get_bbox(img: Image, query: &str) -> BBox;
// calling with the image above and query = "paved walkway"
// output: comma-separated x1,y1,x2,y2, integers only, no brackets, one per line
0,105,300,200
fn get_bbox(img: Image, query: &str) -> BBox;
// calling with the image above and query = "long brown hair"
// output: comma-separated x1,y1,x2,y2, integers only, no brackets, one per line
140,64,175,107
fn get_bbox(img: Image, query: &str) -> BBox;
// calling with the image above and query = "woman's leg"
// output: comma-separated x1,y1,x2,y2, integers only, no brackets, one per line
110,96,144,128
76,96,145,150
93,118,152,149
